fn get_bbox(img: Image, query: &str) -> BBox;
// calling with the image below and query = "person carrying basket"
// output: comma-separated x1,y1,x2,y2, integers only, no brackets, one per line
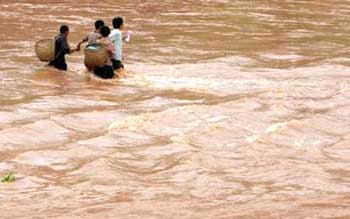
49,25,79,71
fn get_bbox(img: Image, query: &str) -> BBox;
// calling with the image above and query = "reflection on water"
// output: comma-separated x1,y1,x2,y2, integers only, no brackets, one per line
0,0,350,218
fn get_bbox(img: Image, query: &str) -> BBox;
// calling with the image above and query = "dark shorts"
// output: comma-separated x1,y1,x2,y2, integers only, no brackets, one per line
111,59,124,70
49,60,67,71
93,65,115,79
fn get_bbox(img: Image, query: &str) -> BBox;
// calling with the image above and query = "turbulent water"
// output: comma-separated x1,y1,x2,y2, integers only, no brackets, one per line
0,0,350,218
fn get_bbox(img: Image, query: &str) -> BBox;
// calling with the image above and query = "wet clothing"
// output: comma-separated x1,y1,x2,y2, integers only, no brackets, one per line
109,29,122,61
93,65,115,79
97,38,115,66
111,59,124,70
93,37,116,79
49,34,70,71
84,31,101,45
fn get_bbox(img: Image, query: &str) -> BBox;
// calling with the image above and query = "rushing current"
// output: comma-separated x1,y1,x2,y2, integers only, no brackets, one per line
0,0,350,218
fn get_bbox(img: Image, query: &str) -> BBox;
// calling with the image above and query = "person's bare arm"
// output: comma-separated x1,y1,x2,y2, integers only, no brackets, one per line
70,47,80,53
77,36,88,51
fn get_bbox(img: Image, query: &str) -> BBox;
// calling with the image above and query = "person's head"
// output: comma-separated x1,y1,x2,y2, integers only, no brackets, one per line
95,19,105,31
60,25,69,37
100,25,111,38
112,17,124,30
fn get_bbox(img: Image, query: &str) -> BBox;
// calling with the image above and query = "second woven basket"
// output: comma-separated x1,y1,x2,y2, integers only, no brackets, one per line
84,43,108,67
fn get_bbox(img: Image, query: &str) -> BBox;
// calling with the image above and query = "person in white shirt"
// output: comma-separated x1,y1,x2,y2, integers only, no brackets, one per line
109,17,125,70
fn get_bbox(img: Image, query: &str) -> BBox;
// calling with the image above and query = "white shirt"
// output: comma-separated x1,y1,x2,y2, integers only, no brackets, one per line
109,29,122,61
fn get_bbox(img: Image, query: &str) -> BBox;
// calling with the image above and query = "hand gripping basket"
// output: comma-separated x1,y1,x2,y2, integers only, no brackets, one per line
84,43,108,67
35,38,55,62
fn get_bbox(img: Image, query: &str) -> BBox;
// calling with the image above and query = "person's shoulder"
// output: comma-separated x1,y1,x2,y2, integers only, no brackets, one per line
111,29,121,35
55,34,63,40
109,30,119,40
92,31,101,36
104,38,112,43
97,38,111,44
107,39,114,46
56,35,66,43
87,32,97,37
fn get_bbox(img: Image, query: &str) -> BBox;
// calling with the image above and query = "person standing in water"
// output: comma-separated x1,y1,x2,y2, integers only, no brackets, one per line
93,26,116,79
109,17,125,70
77,19,104,49
49,25,78,71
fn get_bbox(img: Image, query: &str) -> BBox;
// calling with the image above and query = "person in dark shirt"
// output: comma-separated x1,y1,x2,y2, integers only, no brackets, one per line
49,25,78,71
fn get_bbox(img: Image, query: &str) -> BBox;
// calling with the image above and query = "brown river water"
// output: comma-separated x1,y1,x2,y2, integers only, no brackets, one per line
1,0,350,218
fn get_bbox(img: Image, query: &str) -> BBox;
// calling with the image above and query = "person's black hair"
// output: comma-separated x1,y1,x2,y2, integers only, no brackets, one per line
112,17,124,29
95,20,105,30
60,25,69,34
100,26,111,37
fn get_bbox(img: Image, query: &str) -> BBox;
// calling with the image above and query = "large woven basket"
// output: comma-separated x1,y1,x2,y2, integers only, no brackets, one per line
35,38,55,62
84,43,108,67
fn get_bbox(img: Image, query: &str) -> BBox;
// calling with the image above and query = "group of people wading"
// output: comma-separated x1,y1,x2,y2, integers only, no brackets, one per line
48,17,126,79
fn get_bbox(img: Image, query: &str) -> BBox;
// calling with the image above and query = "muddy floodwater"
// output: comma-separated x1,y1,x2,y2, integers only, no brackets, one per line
0,0,350,218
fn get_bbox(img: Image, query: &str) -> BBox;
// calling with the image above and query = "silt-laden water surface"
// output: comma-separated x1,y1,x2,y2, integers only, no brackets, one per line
0,0,350,218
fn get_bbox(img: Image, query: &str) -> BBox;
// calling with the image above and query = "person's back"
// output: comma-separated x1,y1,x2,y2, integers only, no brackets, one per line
87,31,100,45
97,37,114,66
78,19,104,49
49,25,77,71
93,26,116,79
